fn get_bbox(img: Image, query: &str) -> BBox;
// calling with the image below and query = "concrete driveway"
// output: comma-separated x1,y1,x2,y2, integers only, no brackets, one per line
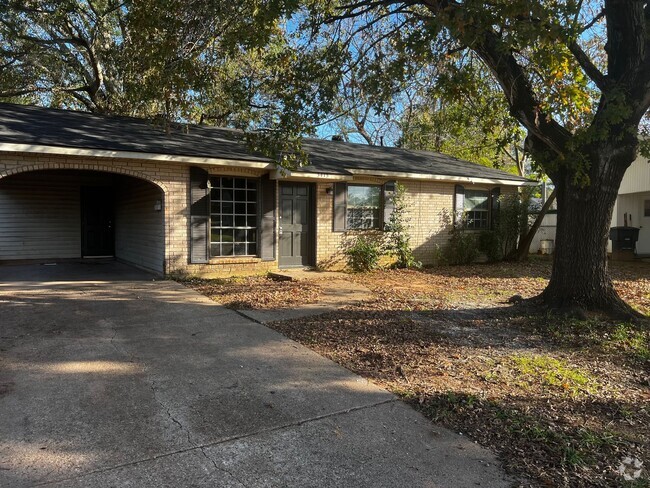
0,261,511,487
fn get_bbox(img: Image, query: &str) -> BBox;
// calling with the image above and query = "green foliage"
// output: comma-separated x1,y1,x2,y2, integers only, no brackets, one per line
442,226,479,265
344,235,383,272
476,191,534,262
0,0,342,166
383,183,420,269
496,191,532,258
478,231,502,263
399,59,526,175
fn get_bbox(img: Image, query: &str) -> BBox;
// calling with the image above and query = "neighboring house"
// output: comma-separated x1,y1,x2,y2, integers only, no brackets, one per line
0,103,531,276
611,153,650,255
526,154,650,257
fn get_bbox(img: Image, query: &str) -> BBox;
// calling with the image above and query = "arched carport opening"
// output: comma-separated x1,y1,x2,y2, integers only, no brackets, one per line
0,169,165,274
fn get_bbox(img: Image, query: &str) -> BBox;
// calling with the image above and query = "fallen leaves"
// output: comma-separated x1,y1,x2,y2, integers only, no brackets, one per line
181,276,322,309
263,260,649,488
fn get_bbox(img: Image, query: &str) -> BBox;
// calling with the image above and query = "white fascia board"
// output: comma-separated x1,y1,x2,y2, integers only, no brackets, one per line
347,168,537,186
287,172,352,181
270,168,352,181
0,143,274,169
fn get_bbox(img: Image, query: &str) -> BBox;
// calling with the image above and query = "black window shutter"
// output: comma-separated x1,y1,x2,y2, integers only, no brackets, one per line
189,166,210,263
333,182,347,232
490,187,501,229
259,174,276,261
382,181,397,230
453,184,465,226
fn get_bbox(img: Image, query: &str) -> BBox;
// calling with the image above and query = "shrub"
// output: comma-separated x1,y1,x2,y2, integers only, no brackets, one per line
478,230,502,262
344,235,383,272
443,227,479,265
384,183,421,269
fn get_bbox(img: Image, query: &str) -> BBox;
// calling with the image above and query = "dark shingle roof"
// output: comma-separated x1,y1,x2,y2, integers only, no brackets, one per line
0,103,529,183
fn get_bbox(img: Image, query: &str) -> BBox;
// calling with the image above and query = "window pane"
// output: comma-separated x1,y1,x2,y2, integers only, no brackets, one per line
221,229,234,242
347,208,380,230
222,215,234,227
347,185,381,208
464,190,489,211
235,229,247,242
209,176,259,257
346,185,381,230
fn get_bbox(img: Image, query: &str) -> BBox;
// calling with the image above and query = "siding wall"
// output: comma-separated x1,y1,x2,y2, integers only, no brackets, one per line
615,191,650,254
114,176,165,272
0,169,166,271
619,154,650,195
0,171,83,261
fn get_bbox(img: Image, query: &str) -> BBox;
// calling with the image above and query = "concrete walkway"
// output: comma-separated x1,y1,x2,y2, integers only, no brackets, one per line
0,262,512,487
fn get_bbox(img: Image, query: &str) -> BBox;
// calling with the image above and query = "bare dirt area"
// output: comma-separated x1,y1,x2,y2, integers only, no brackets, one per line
261,260,650,488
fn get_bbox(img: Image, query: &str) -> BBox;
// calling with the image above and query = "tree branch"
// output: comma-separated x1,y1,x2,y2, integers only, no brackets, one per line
568,41,607,90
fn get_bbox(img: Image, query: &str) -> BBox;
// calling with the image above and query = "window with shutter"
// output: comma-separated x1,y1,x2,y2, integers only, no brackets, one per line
209,177,258,257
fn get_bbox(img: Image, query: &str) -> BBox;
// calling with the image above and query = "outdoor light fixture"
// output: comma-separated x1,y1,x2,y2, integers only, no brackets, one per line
154,200,162,212
325,186,334,195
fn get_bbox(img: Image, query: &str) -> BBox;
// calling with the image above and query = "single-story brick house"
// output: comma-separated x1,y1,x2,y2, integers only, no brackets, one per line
0,103,532,276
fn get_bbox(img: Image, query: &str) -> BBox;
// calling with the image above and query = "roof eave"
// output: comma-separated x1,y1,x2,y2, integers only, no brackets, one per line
346,168,536,186
0,142,274,170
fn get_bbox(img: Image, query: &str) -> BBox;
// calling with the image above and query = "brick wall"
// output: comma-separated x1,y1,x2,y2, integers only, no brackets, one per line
314,179,516,270
0,152,519,276
0,152,277,277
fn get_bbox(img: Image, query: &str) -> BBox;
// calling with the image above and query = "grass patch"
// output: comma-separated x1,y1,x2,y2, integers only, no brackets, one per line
606,324,650,362
541,318,650,364
510,354,599,395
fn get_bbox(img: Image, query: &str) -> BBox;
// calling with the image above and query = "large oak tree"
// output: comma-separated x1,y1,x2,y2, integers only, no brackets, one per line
304,0,650,316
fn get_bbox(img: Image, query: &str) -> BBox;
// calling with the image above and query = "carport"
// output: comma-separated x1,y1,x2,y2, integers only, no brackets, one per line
0,169,165,274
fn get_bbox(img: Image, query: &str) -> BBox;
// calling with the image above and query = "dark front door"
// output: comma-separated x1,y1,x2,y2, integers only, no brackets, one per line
279,183,314,267
81,187,115,257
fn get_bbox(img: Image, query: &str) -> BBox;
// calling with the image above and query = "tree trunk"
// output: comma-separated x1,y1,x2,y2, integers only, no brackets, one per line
541,150,637,316
509,189,557,261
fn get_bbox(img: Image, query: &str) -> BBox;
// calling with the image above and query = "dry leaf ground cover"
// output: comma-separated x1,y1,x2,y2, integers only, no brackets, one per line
263,260,649,488
181,275,323,309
